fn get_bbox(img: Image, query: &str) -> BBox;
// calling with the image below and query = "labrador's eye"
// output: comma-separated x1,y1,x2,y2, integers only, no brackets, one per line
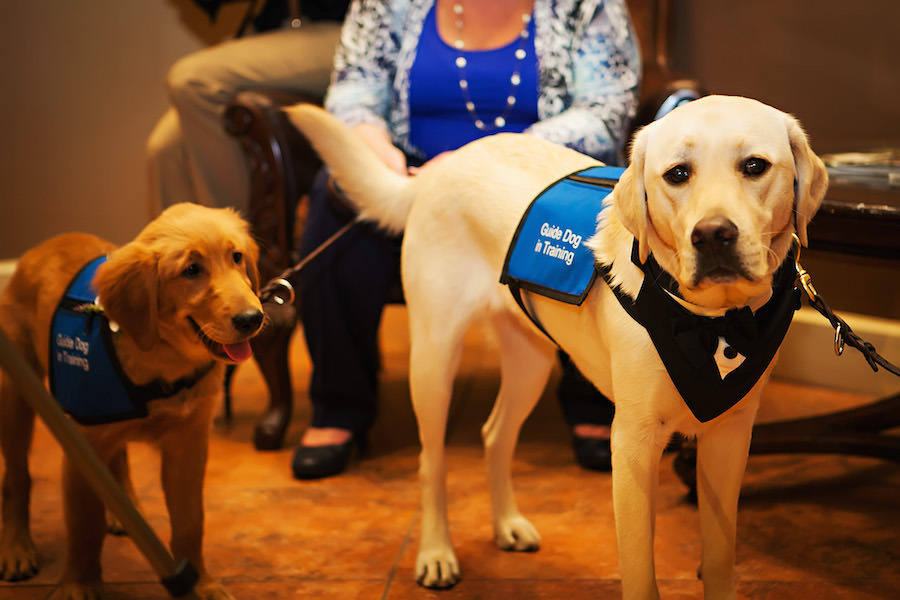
182,263,202,278
233,251,243,265
663,164,691,185
742,157,770,177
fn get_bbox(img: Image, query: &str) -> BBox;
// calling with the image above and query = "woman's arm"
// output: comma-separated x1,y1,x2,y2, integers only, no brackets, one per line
527,0,641,164
324,0,402,130
324,0,412,172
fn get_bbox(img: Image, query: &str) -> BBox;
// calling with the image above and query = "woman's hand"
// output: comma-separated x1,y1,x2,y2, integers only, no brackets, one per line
352,122,408,175
408,151,452,175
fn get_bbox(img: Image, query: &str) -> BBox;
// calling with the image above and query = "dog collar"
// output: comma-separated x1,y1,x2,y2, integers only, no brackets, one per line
49,256,216,425
598,241,801,422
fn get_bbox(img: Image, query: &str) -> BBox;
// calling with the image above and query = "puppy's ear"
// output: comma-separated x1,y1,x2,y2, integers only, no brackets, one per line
614,126,650,262
244,239,261,295
93,244,159,351
786,115,828,246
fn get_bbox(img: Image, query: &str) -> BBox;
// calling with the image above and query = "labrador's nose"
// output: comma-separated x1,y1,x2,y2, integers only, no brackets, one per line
232,309,264,334
691,216,738,254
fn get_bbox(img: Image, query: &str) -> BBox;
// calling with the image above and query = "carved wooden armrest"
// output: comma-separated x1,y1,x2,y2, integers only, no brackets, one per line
224,89,324,281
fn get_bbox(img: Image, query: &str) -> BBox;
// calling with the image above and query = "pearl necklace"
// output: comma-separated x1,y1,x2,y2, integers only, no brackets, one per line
451,2,532,131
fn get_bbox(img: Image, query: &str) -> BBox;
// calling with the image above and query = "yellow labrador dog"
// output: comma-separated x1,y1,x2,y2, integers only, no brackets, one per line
286,95,827,599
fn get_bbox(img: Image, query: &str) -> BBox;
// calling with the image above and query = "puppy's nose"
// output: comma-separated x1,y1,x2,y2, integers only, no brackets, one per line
232,309,264,334
691,217,738,252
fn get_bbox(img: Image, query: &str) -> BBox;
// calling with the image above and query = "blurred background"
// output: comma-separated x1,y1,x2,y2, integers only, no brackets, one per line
2,0,897,256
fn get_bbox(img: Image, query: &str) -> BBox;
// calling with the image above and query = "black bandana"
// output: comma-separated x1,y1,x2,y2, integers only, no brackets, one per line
599,241,801,422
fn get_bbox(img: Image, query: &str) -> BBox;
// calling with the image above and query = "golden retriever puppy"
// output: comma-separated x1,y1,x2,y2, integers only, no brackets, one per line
284,96,827,599
0,203,263,600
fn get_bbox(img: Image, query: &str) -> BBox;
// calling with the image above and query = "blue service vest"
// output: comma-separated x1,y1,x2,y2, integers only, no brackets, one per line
49,256,149,424
501,166,622,304
49,257,217,425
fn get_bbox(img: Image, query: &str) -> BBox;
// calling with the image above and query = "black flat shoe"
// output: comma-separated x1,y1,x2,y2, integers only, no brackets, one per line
291,434,365,480
572,434,612,472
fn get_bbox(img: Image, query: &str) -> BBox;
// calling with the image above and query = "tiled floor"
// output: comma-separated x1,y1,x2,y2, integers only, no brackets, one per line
1,306,898,599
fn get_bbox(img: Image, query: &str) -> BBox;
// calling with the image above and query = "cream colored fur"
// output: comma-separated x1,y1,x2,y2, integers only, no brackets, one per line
285,96,827,599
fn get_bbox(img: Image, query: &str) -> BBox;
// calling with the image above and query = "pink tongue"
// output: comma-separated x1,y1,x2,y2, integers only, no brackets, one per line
223,341,253,362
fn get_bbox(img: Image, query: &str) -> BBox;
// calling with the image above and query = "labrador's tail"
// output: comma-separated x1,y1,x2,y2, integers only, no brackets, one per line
284,104,413,234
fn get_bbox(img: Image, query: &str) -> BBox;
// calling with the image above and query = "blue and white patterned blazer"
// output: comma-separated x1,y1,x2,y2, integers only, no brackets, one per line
325,0,642,164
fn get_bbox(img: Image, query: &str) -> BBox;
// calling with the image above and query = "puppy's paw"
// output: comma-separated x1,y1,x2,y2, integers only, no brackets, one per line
494,514,541,552
105,511,128,537
415,547,461,589
0,532,39,581
49,582,102,600
195,580,235,600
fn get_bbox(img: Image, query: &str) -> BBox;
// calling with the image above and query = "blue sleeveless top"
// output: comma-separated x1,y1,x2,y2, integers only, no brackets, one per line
408,4,538,160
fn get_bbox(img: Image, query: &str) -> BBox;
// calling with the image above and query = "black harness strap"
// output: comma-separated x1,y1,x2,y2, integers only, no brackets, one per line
127,361,218,405
506,279,559,344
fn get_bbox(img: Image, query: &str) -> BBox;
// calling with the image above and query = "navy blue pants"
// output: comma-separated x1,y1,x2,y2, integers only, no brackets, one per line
298,169,614,435
297,169,401,435
557,351,615,428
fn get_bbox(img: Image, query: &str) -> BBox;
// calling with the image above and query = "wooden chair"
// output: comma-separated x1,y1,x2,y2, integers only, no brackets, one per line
222,0,706,450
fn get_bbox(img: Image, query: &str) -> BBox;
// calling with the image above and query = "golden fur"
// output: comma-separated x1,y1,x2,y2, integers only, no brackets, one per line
285,96,828,599
0,203,263,600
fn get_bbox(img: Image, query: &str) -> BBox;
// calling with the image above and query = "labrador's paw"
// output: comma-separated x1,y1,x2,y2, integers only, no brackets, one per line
494,514,541,552
416,547,461,589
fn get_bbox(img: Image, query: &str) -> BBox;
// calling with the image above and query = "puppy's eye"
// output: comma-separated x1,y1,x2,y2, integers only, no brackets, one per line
232,252,243,265
663,165,691,185
182,263,202,278
742,157,770,177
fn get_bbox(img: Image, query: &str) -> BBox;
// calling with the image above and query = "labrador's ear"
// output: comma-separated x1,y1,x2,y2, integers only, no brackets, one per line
614,125,651,262
786,115,828,246
93,243,159,351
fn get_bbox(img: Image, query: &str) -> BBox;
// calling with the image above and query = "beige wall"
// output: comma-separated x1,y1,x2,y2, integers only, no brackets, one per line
668,0,900,149
0,0,250,258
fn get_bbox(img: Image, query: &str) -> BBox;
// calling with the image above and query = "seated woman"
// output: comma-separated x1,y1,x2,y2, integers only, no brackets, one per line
292,0,641,480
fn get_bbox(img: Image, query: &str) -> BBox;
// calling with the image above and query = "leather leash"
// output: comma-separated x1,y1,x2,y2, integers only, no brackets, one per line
792,234,900,377
258,219,361,306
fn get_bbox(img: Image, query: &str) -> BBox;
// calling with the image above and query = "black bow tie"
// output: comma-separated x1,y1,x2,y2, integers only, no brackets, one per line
672,306,759,370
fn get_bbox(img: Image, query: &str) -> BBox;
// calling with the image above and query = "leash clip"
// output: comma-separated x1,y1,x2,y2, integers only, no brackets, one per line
262,278,295,306
791,234,818,302
788,234,900,378
834,322,846,356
